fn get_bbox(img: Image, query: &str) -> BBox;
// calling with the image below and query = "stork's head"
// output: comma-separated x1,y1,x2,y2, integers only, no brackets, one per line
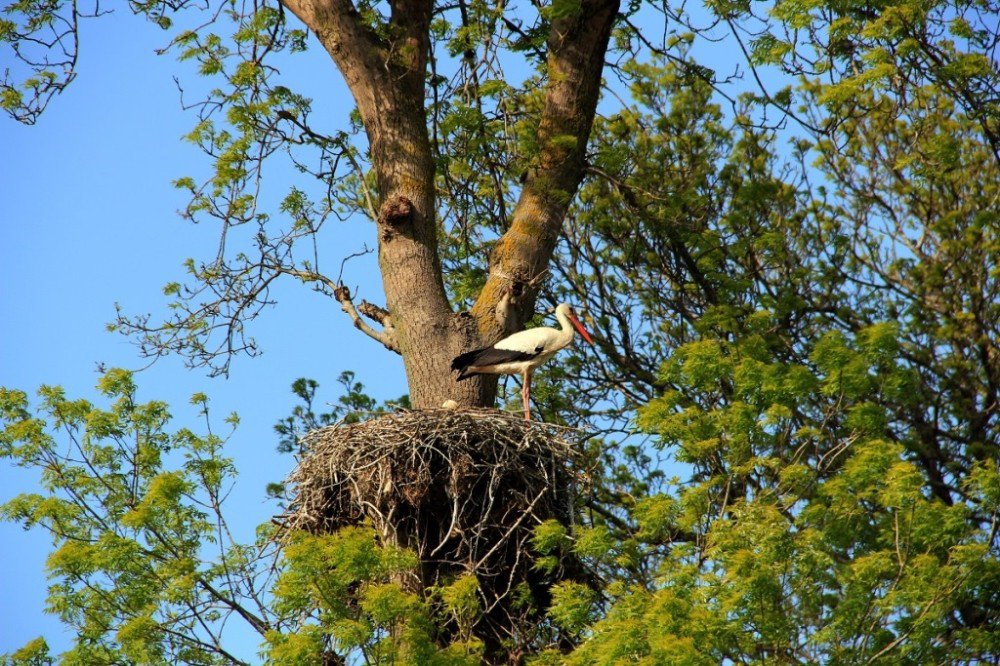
555,303,594,344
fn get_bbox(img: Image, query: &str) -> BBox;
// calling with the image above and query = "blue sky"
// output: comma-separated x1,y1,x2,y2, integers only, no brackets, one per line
0,9,403,658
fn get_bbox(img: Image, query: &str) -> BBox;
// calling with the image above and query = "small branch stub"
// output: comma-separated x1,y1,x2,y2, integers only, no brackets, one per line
334,284,400,354
358,300,390,325
333,284,351,303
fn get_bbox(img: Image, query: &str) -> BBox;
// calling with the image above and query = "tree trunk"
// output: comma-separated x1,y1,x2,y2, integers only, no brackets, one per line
281,0,619,410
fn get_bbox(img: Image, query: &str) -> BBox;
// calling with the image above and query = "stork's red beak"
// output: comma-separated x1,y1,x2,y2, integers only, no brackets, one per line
569,313,594,344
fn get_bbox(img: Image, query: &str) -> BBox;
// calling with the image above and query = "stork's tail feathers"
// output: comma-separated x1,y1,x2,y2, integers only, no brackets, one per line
451,348,484,381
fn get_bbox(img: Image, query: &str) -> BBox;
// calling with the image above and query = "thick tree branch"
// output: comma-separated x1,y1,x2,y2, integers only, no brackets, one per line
471,0,621,342
280,0,385,83
281,0,620,408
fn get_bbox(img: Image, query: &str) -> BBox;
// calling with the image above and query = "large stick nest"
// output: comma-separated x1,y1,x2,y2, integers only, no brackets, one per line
278,408,589,648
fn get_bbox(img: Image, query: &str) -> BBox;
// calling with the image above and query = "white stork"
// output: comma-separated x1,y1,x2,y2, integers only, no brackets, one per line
451,303,594,420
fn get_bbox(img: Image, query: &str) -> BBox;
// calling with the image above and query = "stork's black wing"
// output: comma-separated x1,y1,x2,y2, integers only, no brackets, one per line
451,346,540,380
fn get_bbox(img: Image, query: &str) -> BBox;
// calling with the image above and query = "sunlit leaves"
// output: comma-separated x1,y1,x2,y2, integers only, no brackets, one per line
267,527,482,663
532,519,570,575
1,370,266,664
1,636,51,665
265,625,325,665
547,581,598,634
618,289,999,662
0,0,79,123
749,33,792,65
439,573,481,636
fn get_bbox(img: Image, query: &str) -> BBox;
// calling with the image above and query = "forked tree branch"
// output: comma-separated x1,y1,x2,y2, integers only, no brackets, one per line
277,266,401,353
334,285,401,353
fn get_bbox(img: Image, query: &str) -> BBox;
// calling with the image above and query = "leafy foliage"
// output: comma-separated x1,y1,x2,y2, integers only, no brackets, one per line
267,527,482,664
529,0,1000,657
0,370,273,665
0,373,476,664
575,328,999,662
273,372,408,456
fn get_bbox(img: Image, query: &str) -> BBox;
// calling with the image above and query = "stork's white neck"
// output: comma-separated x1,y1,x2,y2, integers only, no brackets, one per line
553,304,577,348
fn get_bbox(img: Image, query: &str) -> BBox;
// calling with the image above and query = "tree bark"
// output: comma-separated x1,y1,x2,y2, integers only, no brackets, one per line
281,0,620,409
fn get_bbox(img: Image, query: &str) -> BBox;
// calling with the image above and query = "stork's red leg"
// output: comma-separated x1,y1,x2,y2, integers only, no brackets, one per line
522,371,532,420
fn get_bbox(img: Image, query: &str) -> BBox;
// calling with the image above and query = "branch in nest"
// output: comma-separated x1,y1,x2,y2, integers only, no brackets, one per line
334,285,401,354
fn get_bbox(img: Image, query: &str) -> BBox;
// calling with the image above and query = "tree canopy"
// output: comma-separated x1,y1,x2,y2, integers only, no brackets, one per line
2,0,998,662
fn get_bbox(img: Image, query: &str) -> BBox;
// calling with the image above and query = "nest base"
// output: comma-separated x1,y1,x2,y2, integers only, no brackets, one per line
278,408,589,660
